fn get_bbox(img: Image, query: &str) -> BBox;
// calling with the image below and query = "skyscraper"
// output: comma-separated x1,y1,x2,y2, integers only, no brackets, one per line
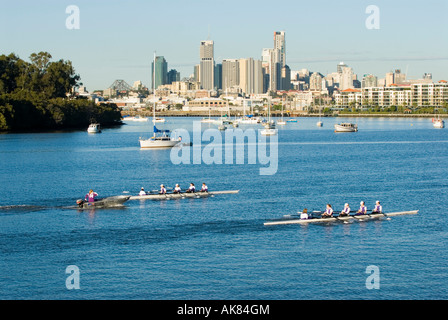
199,40,214,90
274,31,286,67
239,58,263,95
340,66,355,90
222,59,239,90
151,56,168,90
261,48,281,92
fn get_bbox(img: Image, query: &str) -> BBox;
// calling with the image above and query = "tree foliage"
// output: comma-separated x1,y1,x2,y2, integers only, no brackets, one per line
0,52,121,131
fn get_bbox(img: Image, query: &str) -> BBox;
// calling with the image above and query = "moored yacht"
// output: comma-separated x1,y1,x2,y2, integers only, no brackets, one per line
334,123,358,132
87,123,101,133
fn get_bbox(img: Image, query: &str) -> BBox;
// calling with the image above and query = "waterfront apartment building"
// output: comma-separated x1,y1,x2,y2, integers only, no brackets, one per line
411,81,448,107
334,89,362,107
199,40,214,90
358,81,448,108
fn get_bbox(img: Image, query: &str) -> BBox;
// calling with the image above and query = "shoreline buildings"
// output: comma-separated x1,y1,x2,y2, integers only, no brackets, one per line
88,30,447,112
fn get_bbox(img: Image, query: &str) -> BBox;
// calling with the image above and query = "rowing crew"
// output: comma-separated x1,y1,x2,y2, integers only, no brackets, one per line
301,201,382,219
139,183,208,196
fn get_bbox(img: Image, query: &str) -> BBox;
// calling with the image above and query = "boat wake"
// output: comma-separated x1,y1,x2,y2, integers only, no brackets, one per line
0,205,48,215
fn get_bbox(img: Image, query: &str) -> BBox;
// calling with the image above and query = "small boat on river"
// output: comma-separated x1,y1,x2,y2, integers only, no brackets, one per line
129,190,239,201
76,195,130,209
87,123,101,133
334,123,358,132
264,210,418,226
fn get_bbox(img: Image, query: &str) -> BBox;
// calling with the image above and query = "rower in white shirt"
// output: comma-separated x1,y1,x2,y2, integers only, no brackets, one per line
200,183,208,192
356,201,367,215
300,208,309,220
339,203,351,217
173,184,182,194
186,183,195,193
139,187,147,196
372,201,382,214
322,204,334,218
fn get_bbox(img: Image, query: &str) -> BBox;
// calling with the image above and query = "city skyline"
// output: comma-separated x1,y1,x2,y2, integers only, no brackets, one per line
1,0,447,90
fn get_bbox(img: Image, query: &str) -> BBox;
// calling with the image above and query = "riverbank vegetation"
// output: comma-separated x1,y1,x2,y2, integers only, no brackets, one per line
0,52,121,131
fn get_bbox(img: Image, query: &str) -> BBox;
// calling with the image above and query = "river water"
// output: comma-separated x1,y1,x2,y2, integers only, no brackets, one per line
0,117,447,300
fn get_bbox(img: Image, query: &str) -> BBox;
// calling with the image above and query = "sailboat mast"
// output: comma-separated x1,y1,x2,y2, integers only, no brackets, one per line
153,52,156,135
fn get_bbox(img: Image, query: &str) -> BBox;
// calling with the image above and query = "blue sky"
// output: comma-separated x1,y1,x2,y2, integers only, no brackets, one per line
1,0,447,90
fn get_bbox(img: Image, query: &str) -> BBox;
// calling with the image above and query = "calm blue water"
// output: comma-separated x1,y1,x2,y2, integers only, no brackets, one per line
0,117,447,300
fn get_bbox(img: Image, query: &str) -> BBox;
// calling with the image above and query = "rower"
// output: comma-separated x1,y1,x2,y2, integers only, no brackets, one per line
339,203,351,217
372,201,382,214
173,184,182,194
159,184,166,194
322,204,333,218
200,183,208,192
85,189,98,203
186,183,195,193
356,201,367,215
139,187,147,196
300,208,309,220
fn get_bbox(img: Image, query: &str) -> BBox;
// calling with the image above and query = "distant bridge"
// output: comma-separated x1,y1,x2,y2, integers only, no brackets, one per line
108,79,132,92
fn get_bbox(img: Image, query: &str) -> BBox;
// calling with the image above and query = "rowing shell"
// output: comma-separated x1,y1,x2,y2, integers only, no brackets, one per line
263,210,419,226
129,190,239,201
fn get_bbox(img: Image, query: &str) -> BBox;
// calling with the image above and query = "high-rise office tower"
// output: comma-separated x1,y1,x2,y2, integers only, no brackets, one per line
337,62,348,74
274,31,286,67
199,40,214,90
167,69,180,85
151,56,168,90
340,66,355,90
239,58,263,95
214,63,222,90
222,59,239,90
261,48,281,92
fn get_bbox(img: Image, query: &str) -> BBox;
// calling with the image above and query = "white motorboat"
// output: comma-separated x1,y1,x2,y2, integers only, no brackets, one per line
124,116,148,122
152,117,166,123
87,123,101,133
260,128,278,136
433,116,445,128
139,52,179,149
316,121,323,127
334,123,358,132
236,117,259,124
433,119,445,128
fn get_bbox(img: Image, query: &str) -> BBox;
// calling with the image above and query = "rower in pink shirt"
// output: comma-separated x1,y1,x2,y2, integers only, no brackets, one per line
85,189,98,203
